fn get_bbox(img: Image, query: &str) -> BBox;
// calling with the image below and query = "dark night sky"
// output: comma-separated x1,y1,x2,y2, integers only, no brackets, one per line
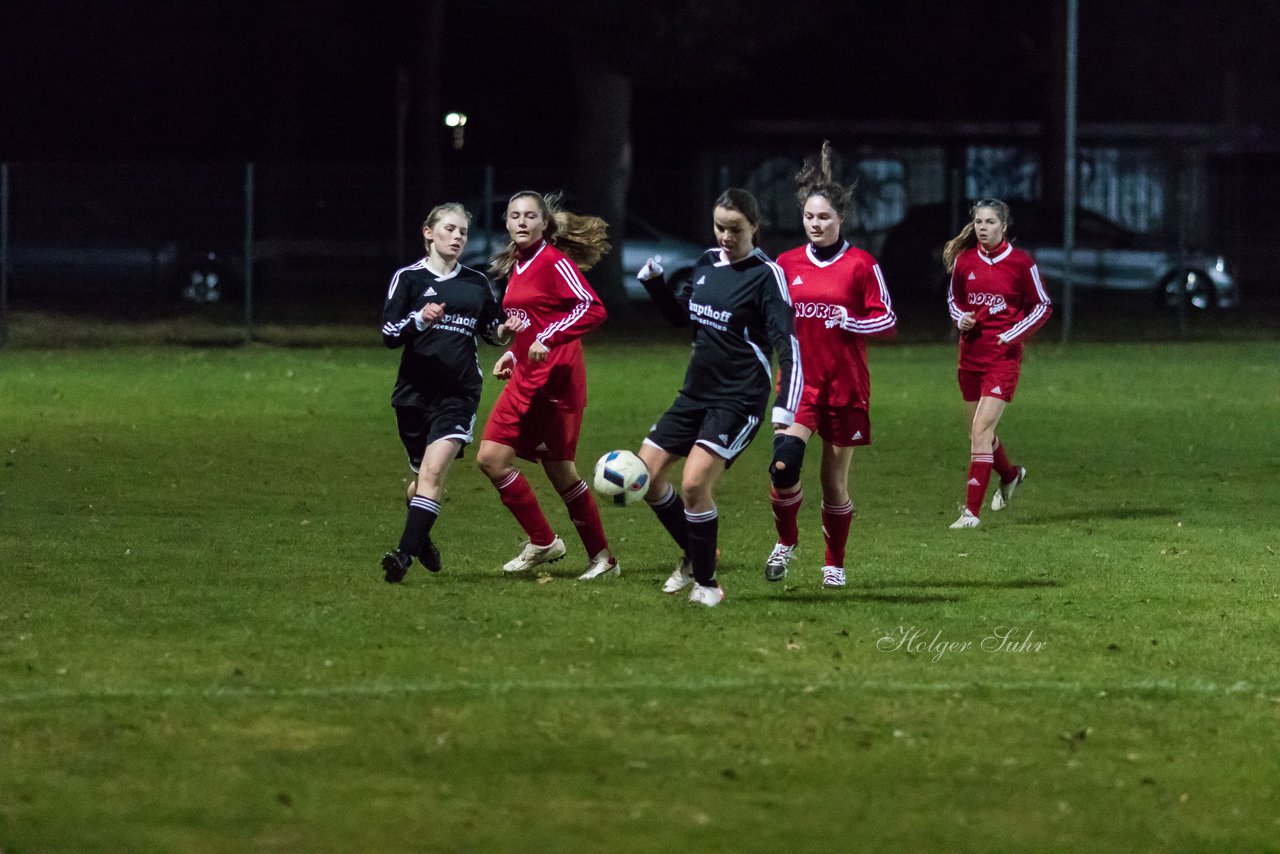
3,0,1279,166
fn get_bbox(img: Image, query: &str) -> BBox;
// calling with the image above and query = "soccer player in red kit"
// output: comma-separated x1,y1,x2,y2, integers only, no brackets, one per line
476,191,619,578
943,198,1051,529
767,143,896,587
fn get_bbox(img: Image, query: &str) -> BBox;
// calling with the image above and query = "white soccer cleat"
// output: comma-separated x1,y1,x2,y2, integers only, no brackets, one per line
502,536,567,573
661,555,694,594
949,508,981,529
578,549,620,580
991,466,1026,512
688,582,725,607
764,543,794,582
821,566,846,587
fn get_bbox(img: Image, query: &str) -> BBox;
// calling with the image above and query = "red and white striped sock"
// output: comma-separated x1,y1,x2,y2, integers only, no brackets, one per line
966,454,994,516
821,499,854,568
992,436,1018,483
494,469,556,546
770,487,803,548
559,480,609,557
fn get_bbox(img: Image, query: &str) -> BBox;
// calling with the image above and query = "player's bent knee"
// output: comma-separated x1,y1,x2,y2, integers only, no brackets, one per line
769,434,806,489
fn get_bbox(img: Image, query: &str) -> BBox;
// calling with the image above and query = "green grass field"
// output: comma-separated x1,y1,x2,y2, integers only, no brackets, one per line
2,336,1278,852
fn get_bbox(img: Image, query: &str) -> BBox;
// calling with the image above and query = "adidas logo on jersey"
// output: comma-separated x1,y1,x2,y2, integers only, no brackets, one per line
851,430,863,441
718,434,730,444
791,275,803,286
967,272,976,281
990,386,1003,395
696,275,706,285
425,286,438,296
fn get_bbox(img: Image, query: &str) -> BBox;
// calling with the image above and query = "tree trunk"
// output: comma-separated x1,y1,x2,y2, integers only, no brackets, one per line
572,66,633,322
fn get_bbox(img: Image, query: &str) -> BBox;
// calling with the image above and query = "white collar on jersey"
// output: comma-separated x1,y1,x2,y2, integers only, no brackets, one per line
513,241,547,275
805,241,849,268
424,258,461,280
977,244,1013,265
714,247,759,267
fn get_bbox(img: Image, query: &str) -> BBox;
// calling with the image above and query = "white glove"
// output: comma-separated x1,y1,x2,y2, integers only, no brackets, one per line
637,256,664,281
824,305,849,329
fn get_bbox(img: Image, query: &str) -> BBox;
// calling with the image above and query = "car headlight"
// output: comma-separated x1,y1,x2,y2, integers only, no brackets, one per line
1215,256,1226,273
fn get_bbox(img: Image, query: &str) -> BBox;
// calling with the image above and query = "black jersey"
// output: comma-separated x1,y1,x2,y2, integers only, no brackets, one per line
647,248,803,423
381,259,505,408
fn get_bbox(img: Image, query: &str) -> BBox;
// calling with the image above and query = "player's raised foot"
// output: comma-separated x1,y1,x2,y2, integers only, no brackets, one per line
764,543,795,582
661,555,694,594
991,466,1026,512
418,537,442,573
578,549,620,580
821,566,846,588
949,508,981,529
502,536,567,573
382,549,413,583
688,581,725,607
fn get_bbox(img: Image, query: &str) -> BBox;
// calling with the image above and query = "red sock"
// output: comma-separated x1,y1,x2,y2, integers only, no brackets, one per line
558,480,609,557
966,454,994,515
821,499,854,568
494,469,556,545
992,436,1018,483
770,487,803,547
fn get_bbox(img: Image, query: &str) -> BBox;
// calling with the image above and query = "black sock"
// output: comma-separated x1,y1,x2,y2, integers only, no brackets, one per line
684,506,718,586
400,495,440,557
646,484,689,553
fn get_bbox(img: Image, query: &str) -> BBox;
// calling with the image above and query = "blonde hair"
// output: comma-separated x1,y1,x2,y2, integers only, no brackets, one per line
942,198,1013,272
795,140,854,219
421,202,470,253
489,191,610,278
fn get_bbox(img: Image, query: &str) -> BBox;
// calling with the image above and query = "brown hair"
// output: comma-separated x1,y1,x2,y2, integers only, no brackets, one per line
714,187,763,246
795,140,854,220
421,202,470,253
942,198,1013,272
489,191,610,278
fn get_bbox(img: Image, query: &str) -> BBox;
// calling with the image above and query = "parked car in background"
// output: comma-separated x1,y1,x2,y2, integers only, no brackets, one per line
3,200,240,306
878,202,1237,310
458,204,706,300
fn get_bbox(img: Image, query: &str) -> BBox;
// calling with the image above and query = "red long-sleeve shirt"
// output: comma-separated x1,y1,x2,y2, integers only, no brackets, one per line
947,242,1051,371
502,240,607,411
777,242,896,409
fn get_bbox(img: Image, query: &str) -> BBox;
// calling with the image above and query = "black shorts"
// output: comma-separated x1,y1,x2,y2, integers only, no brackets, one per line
395,400,476,472
643,395,764,469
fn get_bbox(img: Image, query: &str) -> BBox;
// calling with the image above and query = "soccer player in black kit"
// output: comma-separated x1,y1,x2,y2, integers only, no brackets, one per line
380,202,518,582
634,188,803,606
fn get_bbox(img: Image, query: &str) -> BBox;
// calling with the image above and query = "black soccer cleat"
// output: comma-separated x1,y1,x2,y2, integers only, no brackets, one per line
419,537,442,573
382,549,413,583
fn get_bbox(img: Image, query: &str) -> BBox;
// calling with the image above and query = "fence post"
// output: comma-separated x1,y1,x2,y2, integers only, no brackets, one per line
0,163,9,347
244,162,255,344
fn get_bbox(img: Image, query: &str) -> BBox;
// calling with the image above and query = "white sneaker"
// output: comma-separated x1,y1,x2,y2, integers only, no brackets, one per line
764,543,794,582
688,582,725,607
661,555,694,594
991,466,1026,512
949,508,981,529
502,536,567,573
821,566,846,587
578,550,620,580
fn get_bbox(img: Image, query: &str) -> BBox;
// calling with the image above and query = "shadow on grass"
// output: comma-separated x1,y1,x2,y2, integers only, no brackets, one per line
1017,506,1179,523
856,578,1059,590
740,591,964,604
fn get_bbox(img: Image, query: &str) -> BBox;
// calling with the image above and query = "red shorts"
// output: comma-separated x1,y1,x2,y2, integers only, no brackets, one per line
794,400,871,447
481,385,583,462
957,366,1020,402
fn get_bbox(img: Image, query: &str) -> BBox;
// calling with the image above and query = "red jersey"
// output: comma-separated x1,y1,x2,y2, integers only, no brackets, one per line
947,242,1051,371
501,240,607,411
776,242,896,409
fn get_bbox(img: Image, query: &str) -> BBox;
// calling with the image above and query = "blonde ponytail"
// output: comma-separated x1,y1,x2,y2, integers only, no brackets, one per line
489,191,610,278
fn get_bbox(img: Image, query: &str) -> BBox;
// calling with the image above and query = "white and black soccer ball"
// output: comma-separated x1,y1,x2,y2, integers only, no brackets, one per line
592,450,649,506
